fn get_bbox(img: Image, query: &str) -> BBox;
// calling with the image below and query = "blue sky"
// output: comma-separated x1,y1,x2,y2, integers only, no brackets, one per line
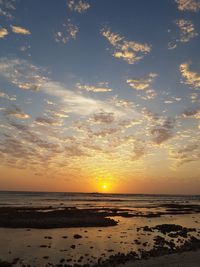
0,0,199,193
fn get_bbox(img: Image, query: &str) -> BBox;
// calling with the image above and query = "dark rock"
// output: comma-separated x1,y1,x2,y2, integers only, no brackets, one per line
73,234,82,239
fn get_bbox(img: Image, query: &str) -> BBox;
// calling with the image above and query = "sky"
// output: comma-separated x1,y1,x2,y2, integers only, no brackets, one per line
0,0,200,194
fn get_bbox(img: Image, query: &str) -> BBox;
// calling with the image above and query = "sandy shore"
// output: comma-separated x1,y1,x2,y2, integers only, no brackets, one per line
118,250,200,267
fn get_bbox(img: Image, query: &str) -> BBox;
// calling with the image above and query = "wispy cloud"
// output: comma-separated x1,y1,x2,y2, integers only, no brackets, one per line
151,118,175,144
35,116,62,126
190,92,199,103
176,19,198,42
67,0,90,13
0,0,16,18
138,89,157,100
168,19,197,49
11,25,31,35
0,58,47,90
127,73,157,90
0,90,16,101
4,105,30,119
42,81,123,116
91,111,115,124
183,107,200,118
170,142,200,166
175,0,200,12
76,82,112,92
180,62,200,89
0,27,8,38
54,19,79,44
101,27,151,64
0,57,123,117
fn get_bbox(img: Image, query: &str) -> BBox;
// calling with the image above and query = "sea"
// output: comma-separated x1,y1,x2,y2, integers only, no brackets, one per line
0,191,200,208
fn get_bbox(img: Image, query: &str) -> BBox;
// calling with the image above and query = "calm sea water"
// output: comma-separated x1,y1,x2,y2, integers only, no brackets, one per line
0,191,199,208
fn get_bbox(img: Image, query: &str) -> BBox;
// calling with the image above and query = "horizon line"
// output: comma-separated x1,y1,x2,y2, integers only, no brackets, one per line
0,189,199,196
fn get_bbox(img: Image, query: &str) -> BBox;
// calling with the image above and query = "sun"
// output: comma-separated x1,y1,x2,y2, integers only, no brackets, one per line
96,179,112,192
103,184,107,190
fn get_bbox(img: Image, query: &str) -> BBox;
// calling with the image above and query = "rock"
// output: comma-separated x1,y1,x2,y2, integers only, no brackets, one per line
73,234,82,239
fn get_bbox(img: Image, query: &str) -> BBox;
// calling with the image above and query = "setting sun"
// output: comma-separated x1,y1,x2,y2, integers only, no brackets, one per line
103,184,107,190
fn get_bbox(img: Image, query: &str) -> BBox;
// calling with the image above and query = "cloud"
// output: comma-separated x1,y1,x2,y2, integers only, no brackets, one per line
35,116,62,126
101,27,151,64
0,137,36,162
142,108,160,122
54,19,79,44
127,73,157,90
0,0,16,18
0,90,16,101
65,144,89,157
170,142,200,166
42,81,118,116
176,19,198,42
175,0,200,12
2,56,192,172
0,27,8,38
76,82,112,92
168,42,177,50
163,96,181,104
67,0,90,13
180,62,200,89
92,111,115,124
108,96,136,109
4,105,30,119
190,93,199,103
183,107,200,118
0,57,47,90
0,57,125,117
9,122,60,151
139,89,157,100
168,19,197,49
11,25,31,35
132,141,145,161
151,118,175,144
47,108,69,119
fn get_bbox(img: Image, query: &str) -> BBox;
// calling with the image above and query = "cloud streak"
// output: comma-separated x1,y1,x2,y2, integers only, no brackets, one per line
11,25,31,35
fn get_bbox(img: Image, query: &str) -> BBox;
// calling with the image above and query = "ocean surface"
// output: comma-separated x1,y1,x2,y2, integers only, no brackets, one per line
0,191,200,208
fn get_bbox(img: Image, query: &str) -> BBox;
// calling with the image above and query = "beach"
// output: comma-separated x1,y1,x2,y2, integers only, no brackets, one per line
0,192,199,267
